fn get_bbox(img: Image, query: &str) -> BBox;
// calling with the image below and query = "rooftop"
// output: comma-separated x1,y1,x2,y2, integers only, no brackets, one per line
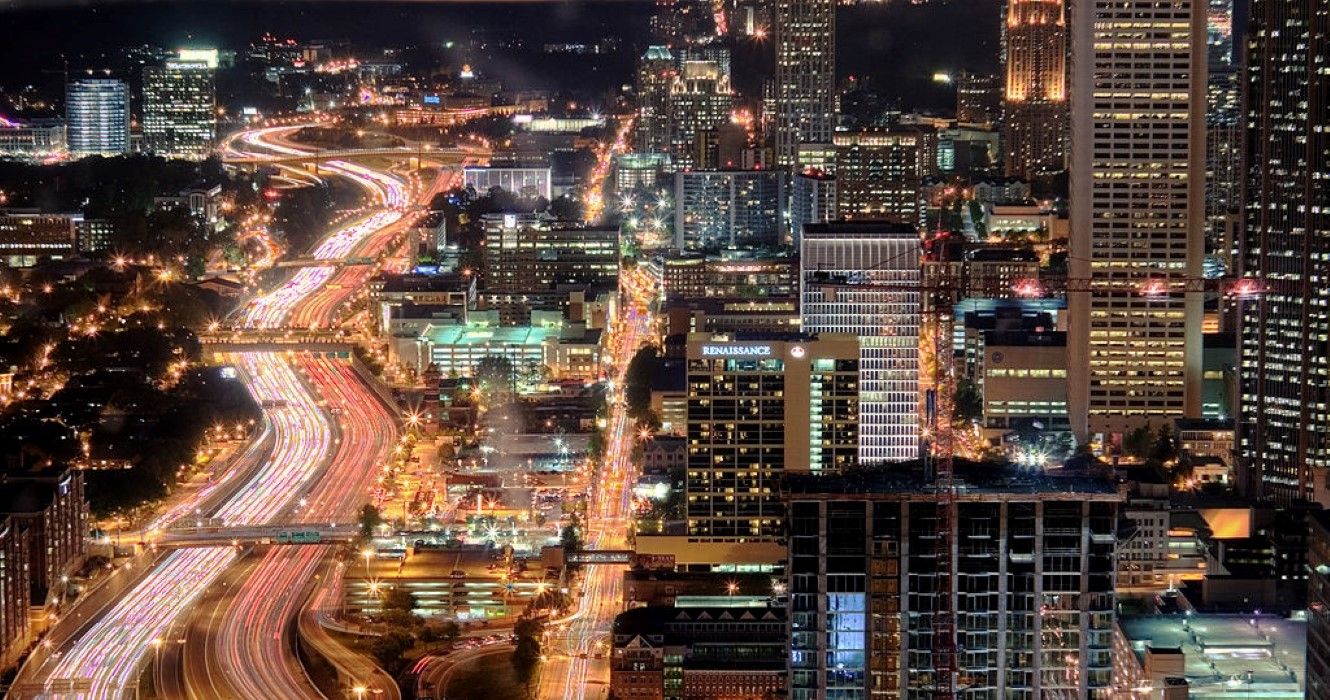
785,462,1119,498
1118,614,1304,697
421,324,551,346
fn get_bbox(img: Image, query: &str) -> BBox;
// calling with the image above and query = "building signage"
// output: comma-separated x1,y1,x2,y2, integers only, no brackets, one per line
700,344,772,357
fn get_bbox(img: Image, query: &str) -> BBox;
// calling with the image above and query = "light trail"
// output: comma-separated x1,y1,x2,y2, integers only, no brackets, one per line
36,352,336,699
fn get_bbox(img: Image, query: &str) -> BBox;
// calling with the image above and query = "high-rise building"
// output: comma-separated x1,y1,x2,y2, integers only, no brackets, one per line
1068,0,1206,441
634,46,676,155
685,333,859,541
1238,0,1330,505
832,129,923,226
773,0,835,168
142,51,217,159
1001,0,1068,179
789,170,836,247
786,470,1120,699
0,516,32,667
481,214,619,293
668,60,732,170
65,78,130,157
801,222,920,463
673,170,784,250
1204,0,1242,270
955,72,1001,126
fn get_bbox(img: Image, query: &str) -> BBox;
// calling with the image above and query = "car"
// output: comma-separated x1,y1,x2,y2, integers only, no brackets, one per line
449,569,466,579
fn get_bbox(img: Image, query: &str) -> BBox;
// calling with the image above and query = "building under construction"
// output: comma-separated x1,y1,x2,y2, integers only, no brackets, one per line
786,464,1120,700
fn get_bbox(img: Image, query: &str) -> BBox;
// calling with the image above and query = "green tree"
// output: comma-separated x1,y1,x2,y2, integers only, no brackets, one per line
383,585,417,614
369,629,415,675
953,378,983,422
623,346,658,422
358,504,383,538
1153,424,1177,463
511,616,545,697
1123,424,1155,460
475,355,516,395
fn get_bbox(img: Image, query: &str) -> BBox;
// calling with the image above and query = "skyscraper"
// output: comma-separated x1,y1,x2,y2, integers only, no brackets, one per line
1204,0,1242,270
65,78,130,157
1068,0,1206,442
773,0,835,168
1001,0,1068,179
142,50,218,159
790,171,836,247
668,60,732,170
832,129,924,226
685,333,859,541
633,46,676,155
1238,0,1330,504
801,222,921,463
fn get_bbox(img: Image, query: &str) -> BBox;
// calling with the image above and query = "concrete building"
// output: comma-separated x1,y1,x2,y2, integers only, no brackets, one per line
0,516,32,671
0,469,86,605
659,253,797,301
789,170,836,247
1237,0,1330,505
1204,0,1242,269
685,332,859,541
0,119,66,160
772,0,834,167
801,222,921,463
832,129,923,226
0,211,81,267
1001,0,1068,178
481,214,618,293
1310,510,1330,698
787,468,1120,699
142,51,217,159
978,330,1069,441
464,167,553,201
1068,0,1206,441
955,72,1001,126
672,170,783,251
1114,614,1304,699
65,78,130,157
610,604,786,700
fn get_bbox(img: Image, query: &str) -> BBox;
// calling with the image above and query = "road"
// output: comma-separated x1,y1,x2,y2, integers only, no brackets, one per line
534,266,657,700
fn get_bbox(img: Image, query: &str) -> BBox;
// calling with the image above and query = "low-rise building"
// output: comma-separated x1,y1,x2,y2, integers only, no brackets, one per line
610,604,787,700
660,253,798,301
0,210,81,267
1113,614,1304,699
978,330,1069,441
0,119,66,160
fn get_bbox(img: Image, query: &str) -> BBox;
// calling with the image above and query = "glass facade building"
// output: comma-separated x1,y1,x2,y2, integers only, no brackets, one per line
142,58,216,159
65,78,130,157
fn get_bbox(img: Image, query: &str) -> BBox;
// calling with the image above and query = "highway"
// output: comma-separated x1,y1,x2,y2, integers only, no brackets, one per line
13,352,337,699
534,266,657,700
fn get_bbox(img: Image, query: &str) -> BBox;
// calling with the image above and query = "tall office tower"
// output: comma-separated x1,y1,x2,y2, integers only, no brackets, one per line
142,50,218,159
673,169,785,250
65,78,130,157
1204,0,1242,269
634,46,676,154
787,471,1120,699
832,129,923,226
773,0,835,168
1001,0,1068,179
685,333,859,541
675,43,732,82
789,171,836,247
955,72,1001,126
1238,0,1330,505
801,222,920,463
668,60,733,170
1068,0,1206,442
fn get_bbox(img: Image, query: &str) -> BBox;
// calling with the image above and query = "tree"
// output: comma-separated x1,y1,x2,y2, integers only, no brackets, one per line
560,516,583,555
358,504,383,538
953,378,983,422
369,629,415,675
1123,424,1155,460
1153,423,1177,463
383,585,417,615
511,616,545,697
623,346,658,422
475,355,516,396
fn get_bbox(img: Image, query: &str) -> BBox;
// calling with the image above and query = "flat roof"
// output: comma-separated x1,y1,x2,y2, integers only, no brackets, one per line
423,324,551,346
1118,614,1304,697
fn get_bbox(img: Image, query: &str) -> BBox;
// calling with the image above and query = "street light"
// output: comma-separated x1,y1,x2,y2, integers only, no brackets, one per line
353,684,367,700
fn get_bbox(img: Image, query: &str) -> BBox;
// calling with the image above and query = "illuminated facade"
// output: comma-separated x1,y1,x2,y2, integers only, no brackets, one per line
832,130,923,226
142,53,217,159
65,78,130,157
787,475,1119,699
685,333,859,541
633,46,676,155
800,222,921,464
1204,0,1241,270
1239,0,1330,505
773,0,835,167
1068,0,1206,440
667,60,732,171
672,169,784,250
1001,0,1067,179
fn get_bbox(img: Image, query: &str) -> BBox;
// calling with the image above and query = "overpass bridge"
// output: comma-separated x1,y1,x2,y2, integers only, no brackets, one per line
566,550,634,565
153,523,359,548
274,256,377,269
222,146,473,166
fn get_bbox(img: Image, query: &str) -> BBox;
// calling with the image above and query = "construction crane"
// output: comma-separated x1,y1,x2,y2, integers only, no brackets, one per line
804,265,1264,697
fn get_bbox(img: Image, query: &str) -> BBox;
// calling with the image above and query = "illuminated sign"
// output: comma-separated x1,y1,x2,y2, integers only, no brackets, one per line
700,345,771,357
422,94,441,106
789,345,806,359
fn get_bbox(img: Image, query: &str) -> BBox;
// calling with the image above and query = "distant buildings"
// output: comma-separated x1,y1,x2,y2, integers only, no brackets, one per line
1001,0,1067,179
66,78,130,157
659,253,798,300
955,72,1001,126
1068,0,1206,442
772,0,835,167
0,210,82,267
685,333,859,541
1238,0,1330,505
142,50,218,159
789,170,835,247
786,469,1120,698
832,129,923,226
672,170,784,251
0,119,65,161
464,166,553,201
801,222,921,463
668,60,733,171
